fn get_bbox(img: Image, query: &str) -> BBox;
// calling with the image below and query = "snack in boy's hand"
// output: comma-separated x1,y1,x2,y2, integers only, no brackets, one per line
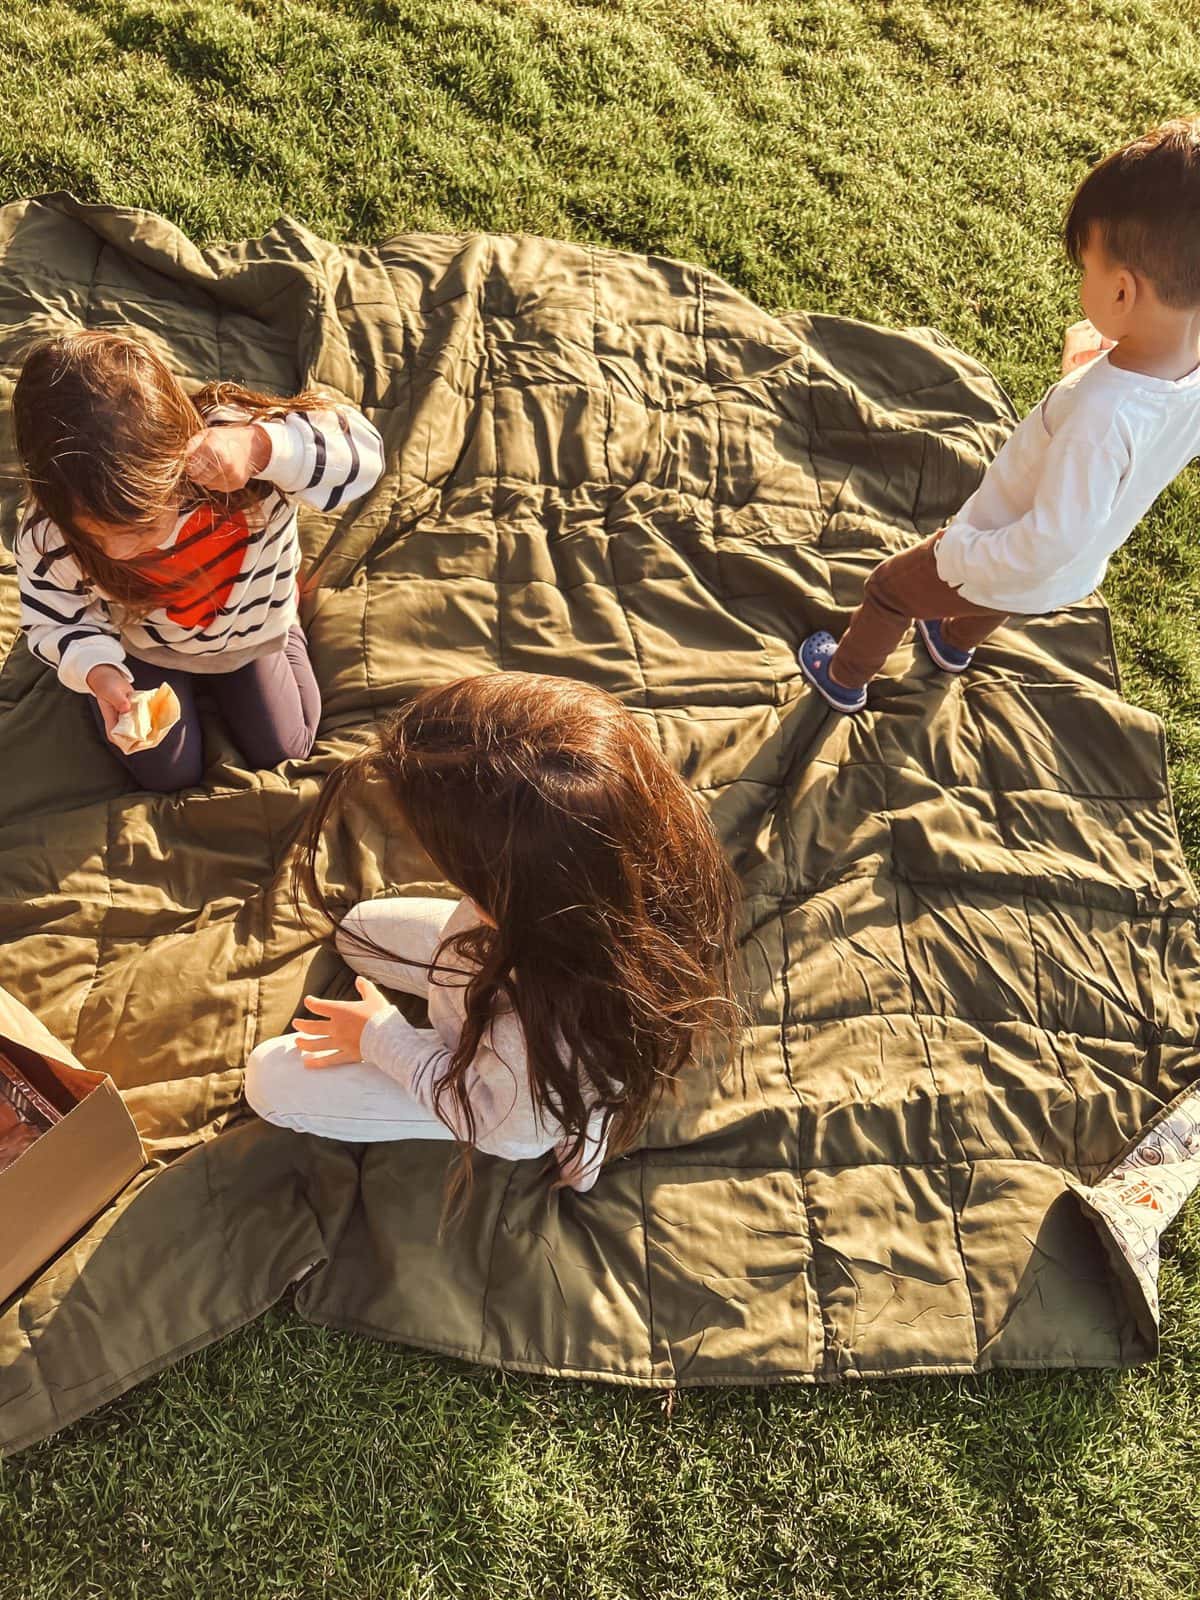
109,683,182,756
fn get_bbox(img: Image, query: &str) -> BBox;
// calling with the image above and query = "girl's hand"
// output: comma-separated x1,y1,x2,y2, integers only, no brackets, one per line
291,977,389,1068
1061,319,1116,375
184,423,272,493
86,664,133,740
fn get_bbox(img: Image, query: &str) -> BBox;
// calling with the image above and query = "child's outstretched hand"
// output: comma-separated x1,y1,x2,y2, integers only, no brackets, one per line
184,423,272,493
291,977,390,1068
1061,319,1116,375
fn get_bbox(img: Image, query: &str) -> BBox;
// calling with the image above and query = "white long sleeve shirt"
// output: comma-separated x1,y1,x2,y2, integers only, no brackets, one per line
15,404,384,689
934,353,1200,613
350,899,611,1191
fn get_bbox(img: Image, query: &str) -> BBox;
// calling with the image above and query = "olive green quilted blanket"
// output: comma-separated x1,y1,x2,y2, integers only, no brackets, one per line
2,195,1198,1454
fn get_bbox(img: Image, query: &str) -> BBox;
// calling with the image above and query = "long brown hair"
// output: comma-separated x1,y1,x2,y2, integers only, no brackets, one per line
12,329,334,615
299,672,743,1188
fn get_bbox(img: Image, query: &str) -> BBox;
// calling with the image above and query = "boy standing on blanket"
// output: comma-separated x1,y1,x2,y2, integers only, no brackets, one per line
800,116,1200,713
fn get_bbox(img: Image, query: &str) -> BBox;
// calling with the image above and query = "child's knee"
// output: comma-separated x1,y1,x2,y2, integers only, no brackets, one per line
244,1035,303,1125
334,902,379,970
861,555,911,621
863,559,895,604
276,724,317,763
239,725,316,770
129,752,205,794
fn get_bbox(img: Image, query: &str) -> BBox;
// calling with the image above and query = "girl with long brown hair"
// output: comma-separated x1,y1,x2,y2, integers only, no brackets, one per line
245,672,742,1193
12,330,384,791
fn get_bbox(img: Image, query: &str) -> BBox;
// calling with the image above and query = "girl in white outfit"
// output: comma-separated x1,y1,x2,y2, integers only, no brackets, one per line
246,672,741,1195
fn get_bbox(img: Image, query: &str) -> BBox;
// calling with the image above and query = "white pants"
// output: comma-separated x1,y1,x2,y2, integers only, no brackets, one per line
245,897,462,1144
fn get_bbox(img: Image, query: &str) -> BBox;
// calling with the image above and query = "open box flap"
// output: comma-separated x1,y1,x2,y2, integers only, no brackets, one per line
0,988,95,1086
0,987,146,1305
0,1080,147,1303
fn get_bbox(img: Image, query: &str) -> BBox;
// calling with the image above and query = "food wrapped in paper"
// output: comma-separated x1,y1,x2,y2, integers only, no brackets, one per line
110,682,181,755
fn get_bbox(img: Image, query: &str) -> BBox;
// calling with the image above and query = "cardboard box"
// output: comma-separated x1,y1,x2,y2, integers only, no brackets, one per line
0,987,146,1304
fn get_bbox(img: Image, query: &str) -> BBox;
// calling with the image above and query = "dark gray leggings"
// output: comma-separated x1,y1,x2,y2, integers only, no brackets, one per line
90,626,321,793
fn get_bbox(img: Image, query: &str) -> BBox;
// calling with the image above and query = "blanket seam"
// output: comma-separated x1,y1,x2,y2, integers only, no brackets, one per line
478,1163,519,1362
891,825,984,1366
775,868,827,1375
589,243,650,706
289,1307,1144,1389
638,1150,672,1383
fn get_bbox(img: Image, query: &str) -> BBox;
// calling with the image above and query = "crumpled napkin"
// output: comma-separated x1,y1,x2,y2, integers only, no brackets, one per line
110,683,182,755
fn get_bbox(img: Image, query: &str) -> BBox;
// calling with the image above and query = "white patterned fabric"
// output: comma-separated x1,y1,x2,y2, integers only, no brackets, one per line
1071,1085,1200,1330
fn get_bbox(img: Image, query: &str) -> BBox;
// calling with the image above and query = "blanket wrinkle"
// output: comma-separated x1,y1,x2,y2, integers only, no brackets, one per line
0,198,1198,1455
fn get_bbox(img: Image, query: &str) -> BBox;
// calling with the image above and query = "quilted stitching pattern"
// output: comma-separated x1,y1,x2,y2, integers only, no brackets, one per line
1,198,1199,1453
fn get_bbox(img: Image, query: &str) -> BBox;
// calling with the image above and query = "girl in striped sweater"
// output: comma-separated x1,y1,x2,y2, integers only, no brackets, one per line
12,331,384,792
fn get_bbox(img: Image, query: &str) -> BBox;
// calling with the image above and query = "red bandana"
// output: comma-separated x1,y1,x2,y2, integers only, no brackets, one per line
140,506,251,628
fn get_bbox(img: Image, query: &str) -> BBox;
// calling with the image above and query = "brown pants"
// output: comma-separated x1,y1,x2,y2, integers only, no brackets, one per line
831,533,1008,690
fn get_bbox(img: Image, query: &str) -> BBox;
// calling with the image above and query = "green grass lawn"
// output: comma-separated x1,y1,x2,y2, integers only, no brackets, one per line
3,1,1200,1595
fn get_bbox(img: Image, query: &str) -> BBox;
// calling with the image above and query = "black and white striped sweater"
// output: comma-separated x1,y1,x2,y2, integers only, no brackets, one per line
15,405,385,692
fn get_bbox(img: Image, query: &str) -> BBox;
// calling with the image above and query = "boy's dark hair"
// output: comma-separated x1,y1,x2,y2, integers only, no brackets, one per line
1065,116,1200,308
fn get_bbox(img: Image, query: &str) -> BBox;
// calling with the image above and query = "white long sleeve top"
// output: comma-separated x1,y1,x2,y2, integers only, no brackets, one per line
934,352,1200,613
353,900,611,1192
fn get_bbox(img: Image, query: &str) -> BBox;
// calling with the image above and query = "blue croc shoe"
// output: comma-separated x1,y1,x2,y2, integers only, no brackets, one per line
916,618,975,674
798,632,867,713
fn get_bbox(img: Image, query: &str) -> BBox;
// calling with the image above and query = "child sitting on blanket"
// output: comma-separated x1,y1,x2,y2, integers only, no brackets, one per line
12,330,384,789
799,115,1200,713
245,672,742,1195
